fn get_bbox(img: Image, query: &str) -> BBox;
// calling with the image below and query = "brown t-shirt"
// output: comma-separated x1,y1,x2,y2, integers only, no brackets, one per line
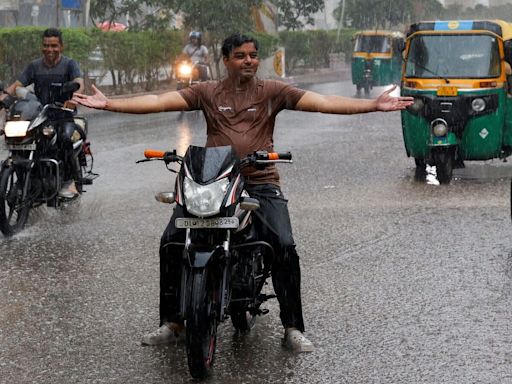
178,78,306,186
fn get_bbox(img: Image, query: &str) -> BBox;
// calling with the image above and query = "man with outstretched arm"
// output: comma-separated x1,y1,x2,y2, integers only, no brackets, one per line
1,27,85,198
73,33,413,353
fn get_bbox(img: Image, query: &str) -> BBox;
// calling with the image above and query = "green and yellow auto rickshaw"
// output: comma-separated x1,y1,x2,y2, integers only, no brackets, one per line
352,30,405,96
401,19,512,183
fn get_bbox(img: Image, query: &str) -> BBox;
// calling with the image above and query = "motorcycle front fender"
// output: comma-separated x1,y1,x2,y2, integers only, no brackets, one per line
187,246,225,268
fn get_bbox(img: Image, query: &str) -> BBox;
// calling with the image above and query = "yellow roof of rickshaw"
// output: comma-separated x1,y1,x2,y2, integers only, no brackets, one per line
354,30,405,39
407,19,512,41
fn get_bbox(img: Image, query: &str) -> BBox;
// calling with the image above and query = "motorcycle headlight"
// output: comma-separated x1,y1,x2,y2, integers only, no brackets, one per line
4,120,29,137
184,177,229,217
178,64,192,76
471,98,486,112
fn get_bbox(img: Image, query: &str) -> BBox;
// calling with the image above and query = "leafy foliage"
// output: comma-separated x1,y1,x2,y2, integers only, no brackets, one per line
89,0,178,30
94,29,182,92
274,0,325,30
335,0,443,30
278,28,355,74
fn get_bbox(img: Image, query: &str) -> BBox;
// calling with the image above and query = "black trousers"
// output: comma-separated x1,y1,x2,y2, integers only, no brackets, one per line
56,116,85,181
159,183,305,332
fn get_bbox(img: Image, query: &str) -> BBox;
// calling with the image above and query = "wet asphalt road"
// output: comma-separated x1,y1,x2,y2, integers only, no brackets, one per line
1,80,512,384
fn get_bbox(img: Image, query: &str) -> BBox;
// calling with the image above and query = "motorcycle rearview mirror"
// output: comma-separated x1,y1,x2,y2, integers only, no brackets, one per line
240,197,260,211
16,87,30,99
62,81,80,94
155,192,176,204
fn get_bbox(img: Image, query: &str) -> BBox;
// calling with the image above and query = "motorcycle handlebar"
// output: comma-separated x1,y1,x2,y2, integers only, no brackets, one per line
144,149,166,159
139,149,291,166
142,149,182,163
0,94,15,109
252,151,292,162
267,152,292,161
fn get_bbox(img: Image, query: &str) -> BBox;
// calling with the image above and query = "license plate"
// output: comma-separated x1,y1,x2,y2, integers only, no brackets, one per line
6,143,36,151
437,86,458,96
175,217,239,229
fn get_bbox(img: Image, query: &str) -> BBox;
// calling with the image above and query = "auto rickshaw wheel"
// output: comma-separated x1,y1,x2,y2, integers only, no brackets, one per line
433,149,454,184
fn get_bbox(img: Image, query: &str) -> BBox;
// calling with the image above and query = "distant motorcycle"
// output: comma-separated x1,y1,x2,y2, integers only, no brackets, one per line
0,81,98,236
173,54,210,90
138,145,292,379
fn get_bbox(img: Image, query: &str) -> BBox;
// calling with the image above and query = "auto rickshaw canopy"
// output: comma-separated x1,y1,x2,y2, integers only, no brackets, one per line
406,20,512,41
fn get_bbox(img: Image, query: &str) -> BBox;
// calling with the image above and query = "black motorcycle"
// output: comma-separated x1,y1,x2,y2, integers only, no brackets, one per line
138,145,292,379
0,81,97,236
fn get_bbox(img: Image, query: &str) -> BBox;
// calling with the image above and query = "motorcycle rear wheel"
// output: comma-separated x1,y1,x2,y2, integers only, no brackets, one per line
0,166,32,236
186,268,220,379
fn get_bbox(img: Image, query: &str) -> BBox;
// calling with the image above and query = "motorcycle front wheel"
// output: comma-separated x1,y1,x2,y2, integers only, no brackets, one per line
186,268,220,379
231,305,256,332
0,166,32,236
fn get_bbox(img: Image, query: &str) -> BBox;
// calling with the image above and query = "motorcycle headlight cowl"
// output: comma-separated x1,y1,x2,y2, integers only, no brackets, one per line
184,177,229,217
28,113,46,132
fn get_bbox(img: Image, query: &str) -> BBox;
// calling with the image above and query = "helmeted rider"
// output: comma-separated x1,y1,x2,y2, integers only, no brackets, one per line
182,31,209,81
0,27,85,199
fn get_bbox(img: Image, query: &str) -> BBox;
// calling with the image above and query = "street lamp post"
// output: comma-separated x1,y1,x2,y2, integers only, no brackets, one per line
83,0,90,27
56,0,60,27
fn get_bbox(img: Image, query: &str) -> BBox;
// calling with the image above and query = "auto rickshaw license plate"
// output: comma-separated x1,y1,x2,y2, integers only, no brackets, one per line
437,86,458,96
175,217,239,229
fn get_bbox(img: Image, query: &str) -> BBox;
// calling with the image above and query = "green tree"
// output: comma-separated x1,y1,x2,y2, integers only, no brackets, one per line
274,0,325,30
89,0,178,30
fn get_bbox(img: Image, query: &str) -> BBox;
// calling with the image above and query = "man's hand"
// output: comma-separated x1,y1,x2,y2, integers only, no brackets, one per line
72,84,108,110
375,85,414,112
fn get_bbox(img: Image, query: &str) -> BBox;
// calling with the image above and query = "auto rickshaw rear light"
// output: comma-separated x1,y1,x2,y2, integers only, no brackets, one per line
404,81,417,88
471,98,486,112
479,81,497,88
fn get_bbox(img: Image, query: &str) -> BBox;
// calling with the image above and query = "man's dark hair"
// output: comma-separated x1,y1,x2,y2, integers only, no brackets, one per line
43,28,63,44
221,33,259,58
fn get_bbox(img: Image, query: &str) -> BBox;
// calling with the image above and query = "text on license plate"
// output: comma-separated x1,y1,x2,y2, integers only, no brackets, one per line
175,217,239,229
437,86,458,96
7,143,36,151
